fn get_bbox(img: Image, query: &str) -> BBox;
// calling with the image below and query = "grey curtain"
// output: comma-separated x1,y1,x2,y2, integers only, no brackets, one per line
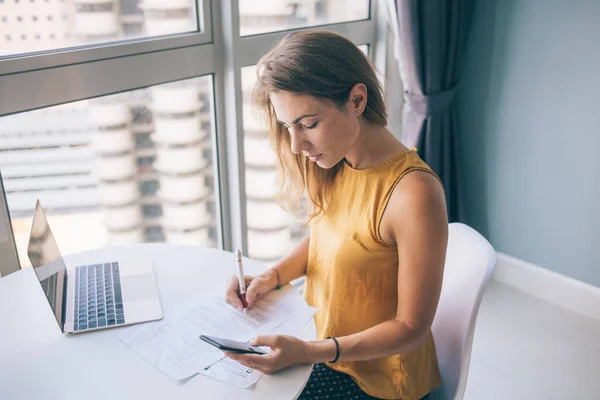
395,0,474,222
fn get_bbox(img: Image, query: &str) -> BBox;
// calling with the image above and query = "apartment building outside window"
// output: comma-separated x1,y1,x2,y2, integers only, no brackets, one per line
0,0,391,269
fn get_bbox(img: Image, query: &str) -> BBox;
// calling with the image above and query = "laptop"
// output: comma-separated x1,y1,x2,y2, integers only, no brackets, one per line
27,200,163,334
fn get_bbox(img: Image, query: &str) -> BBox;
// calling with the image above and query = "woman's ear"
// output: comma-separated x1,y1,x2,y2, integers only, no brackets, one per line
348,83,368,115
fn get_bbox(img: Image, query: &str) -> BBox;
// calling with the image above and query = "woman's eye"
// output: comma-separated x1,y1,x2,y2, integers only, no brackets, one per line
305,122,318,130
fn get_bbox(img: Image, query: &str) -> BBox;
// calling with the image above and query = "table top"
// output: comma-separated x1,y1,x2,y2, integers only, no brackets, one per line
0,243,315,400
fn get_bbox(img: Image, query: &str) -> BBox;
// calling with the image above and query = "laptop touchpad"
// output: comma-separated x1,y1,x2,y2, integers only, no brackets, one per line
121,274,158,301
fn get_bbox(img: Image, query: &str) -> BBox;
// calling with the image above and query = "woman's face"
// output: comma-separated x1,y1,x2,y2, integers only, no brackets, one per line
269,88,365,169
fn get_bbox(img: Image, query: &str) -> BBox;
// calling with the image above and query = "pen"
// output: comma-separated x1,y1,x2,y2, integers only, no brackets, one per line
235,248,248,314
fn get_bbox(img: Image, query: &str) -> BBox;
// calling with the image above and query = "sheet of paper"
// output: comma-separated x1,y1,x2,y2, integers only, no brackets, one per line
119,291,293,381
198,286,318,389
199,307,317,389
201,356,263,389
268,305,316,337
182,294,292,342
119,303,223,380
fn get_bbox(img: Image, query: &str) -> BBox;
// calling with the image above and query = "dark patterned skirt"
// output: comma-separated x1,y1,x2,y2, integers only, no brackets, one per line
298,363,431,400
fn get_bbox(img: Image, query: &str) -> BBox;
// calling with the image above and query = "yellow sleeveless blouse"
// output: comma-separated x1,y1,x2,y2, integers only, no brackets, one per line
304,150,443,400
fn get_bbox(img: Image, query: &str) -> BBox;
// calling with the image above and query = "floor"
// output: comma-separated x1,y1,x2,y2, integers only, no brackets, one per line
464,281,600,400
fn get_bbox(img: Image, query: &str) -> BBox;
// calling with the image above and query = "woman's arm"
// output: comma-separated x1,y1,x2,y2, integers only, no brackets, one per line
225,171,448,372
306,171,448,363
244,234,310,299
266,234,310,287
227,235,310,309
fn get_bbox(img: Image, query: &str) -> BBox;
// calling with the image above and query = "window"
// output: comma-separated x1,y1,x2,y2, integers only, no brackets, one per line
240,65,302,263
0,0,202,55
240,44,370,263
239,0,370,36
0,76,218,267
0,0,384,266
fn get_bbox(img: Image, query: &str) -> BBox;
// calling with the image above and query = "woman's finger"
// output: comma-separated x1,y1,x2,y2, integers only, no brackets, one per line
225,352,268,369
245,275,269,306
224,275,243,310
250,334,280,348
225,275,256,310
245,280,260,307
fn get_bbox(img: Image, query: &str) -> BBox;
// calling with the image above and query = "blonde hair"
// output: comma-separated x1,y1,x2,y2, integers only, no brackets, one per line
253,30,387,221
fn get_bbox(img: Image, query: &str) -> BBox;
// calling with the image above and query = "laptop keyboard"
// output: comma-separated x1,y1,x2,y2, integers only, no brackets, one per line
40,273,58,313
74,262,125,331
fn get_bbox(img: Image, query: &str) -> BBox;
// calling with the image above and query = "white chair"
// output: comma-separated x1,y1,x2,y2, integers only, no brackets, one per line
429,222,497,400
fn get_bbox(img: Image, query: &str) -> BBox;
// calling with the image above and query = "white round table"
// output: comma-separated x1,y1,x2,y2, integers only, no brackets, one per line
0,244,315,400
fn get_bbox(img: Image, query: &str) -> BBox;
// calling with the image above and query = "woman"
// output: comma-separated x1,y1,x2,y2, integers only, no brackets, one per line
224,30,448,400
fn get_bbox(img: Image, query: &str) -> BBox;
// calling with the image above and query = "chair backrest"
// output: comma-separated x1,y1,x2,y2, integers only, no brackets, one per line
429,223,496,400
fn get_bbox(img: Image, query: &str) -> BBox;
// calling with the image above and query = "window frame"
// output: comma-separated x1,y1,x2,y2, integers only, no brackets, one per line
0,0,213,75
0,0,389,255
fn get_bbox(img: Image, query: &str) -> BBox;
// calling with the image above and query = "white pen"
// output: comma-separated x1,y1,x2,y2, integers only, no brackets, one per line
235,248,248,314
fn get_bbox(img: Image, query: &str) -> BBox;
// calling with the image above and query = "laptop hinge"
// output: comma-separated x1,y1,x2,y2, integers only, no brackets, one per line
60,271,68,331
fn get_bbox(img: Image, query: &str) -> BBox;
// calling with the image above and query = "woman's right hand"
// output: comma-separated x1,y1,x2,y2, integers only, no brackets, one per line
225,269,278,311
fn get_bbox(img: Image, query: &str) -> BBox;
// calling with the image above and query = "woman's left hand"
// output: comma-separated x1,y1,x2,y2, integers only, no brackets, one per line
224,334,311,374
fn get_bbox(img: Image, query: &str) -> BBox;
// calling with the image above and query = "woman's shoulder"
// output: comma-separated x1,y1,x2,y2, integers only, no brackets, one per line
379,165,447,245
393,150,444,191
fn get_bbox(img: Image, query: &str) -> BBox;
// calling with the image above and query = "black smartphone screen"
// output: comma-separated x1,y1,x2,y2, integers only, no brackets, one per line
199,335,268,355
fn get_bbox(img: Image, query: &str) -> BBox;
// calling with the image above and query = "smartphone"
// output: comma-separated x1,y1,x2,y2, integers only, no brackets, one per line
199,335,268,355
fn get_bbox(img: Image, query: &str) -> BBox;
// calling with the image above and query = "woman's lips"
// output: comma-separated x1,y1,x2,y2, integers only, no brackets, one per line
308,153,322,162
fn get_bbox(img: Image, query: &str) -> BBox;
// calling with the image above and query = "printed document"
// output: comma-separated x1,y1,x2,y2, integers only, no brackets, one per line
119,291,293,380
199,286,317,388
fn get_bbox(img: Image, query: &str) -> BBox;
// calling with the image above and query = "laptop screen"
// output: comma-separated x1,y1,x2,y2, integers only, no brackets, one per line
27,201,66,330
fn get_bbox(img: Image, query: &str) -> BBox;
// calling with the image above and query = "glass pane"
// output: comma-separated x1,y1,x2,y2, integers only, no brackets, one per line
241,65,308,264
358,43,368,56
239,0,370,36
0,0,200,56
0,75,218,268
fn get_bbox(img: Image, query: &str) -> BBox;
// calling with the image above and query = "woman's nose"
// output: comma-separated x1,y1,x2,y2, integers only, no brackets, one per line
289,127,306,155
